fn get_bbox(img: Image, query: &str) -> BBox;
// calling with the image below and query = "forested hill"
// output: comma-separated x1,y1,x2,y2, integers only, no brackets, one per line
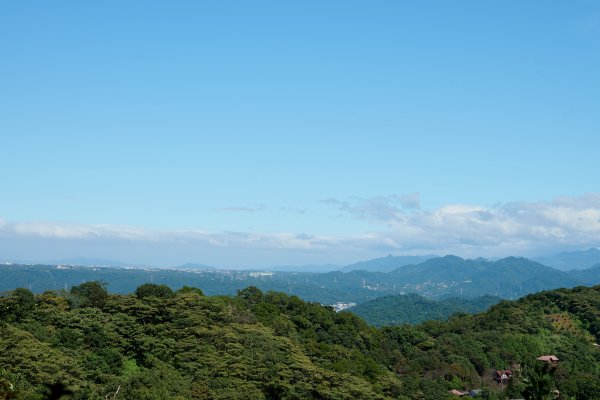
385,256,578,298
2,283,600,399
349,293,501,326
3,255,600,304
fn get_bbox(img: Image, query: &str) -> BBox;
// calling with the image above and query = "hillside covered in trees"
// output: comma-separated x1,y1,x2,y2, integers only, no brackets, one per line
1,283,600,399
349,294,501,326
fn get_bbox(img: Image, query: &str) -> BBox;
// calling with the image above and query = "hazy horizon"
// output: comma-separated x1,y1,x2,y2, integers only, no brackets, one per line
2,246,599,271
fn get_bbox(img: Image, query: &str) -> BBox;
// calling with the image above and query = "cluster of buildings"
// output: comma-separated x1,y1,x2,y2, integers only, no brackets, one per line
329,302,357,312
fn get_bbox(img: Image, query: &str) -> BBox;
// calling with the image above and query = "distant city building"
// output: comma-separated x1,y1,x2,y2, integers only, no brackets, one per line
249,272,274,278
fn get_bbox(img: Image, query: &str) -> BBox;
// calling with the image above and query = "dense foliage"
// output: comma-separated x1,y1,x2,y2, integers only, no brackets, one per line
349,294,501,326
1,283,600,399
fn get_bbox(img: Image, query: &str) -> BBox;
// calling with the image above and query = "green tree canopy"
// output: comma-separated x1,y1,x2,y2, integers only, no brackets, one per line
135,283,174,299
70,281,108,308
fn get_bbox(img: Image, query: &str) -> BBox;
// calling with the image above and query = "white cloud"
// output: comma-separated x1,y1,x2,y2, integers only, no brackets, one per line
1,194,599,264
8,221,156,241
370,194,600,256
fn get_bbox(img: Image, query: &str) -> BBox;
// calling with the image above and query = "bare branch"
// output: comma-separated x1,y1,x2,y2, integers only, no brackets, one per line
105,384,121,400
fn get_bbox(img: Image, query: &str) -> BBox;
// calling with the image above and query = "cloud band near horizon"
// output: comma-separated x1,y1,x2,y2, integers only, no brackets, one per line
1,194,599,267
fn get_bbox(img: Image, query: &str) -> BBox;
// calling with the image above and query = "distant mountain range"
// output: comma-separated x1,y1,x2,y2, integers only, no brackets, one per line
4,253,600,304
340,254,439,272
533,247,600,270
568,263,600,285
4,249,600,305
11,248,598,273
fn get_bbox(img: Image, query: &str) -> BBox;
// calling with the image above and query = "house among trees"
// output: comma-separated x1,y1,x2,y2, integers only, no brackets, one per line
448,389,482,397
494,369,512,383
537,355,560,363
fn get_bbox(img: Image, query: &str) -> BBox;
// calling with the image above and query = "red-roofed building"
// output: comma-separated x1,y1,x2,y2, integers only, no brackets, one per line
494,370,512,383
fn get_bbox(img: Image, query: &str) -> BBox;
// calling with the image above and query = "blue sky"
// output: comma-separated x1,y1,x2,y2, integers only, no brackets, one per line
1,1,600,267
